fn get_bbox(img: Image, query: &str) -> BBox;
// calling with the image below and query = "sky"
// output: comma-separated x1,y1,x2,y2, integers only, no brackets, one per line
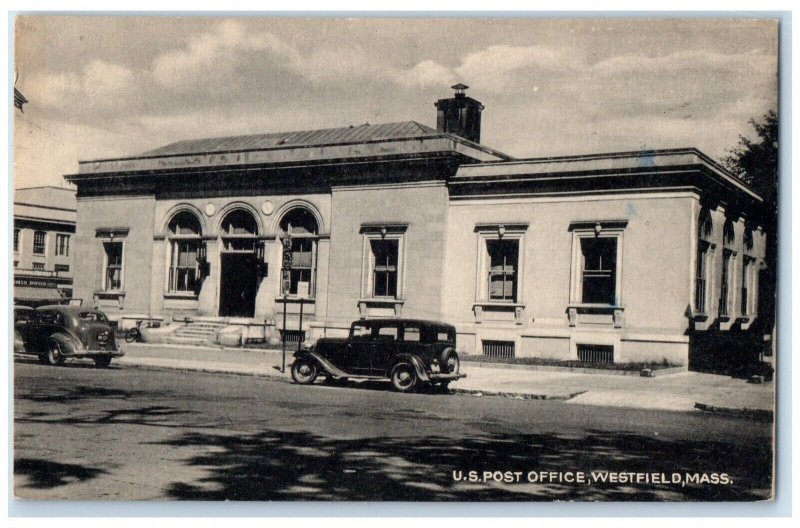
12,16,778,189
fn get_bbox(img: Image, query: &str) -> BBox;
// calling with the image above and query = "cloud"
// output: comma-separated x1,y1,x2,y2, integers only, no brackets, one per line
394,60,458,88
24,59,135,108
454,45,578,92
151,20,301,88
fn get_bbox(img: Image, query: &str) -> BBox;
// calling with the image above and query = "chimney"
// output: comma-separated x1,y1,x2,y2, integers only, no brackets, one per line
434,83,484,143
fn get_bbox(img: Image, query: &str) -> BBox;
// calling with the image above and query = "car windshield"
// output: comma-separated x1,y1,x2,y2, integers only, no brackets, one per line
79,311,107,323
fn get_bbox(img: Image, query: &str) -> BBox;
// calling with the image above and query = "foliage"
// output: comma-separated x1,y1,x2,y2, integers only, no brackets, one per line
722,110,778,225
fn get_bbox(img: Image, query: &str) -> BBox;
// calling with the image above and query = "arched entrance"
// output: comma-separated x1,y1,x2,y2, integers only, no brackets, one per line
219,209,260,317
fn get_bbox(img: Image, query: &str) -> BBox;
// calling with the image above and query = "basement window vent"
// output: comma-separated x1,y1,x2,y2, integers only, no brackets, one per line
482,340,515,359
280,330,306,346
577,344,614,364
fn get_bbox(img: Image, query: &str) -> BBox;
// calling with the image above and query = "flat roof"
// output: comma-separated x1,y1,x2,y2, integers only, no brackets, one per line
453,148,762,202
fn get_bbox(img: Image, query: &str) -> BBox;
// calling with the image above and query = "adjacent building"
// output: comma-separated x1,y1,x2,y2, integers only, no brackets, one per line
13,186,76,306
64,87,768,367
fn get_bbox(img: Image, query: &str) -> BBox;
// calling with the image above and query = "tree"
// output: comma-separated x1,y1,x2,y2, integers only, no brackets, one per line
722,110,778,345
722,110,778,221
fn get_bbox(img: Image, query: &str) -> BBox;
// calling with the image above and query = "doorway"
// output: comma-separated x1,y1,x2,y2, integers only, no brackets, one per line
219,253,258,317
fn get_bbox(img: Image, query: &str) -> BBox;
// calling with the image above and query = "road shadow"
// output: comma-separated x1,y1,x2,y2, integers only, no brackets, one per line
18,384,178,404
14,355,124,370
152,428,772,501
15,458,108,490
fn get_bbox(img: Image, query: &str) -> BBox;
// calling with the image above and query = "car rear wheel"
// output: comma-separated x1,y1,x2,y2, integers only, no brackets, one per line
291,357,318,385
390,362,418,393
94,357,112,368
46,339,67,366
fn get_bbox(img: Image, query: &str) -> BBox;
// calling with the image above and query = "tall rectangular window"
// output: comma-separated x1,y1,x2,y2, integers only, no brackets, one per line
740,260,750,316
13,229,20,252
169,240,199,293
55,234,70,256
288,238,315,296
580,237,617,304
486,239,518,302
104,242,123,291
371,239,398,298
720,250,733,317
33,231,46,255
695,243,710,313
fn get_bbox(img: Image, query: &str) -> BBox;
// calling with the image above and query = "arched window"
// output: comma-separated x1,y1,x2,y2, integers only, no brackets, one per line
220,209,258,251
167,211,203,294
279,208,319,297
695,209,714,313
720,219,736,317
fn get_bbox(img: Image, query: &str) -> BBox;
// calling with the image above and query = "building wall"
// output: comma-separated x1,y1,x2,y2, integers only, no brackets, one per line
443,193,696,364
325,182,449,334
13,223,74,275
73,195,156,318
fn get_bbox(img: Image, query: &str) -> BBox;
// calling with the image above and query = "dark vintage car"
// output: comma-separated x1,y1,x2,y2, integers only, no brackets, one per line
15,305,123,368
291,318,466,393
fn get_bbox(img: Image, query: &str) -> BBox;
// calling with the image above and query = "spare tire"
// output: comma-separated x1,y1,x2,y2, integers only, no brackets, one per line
440,348,460,374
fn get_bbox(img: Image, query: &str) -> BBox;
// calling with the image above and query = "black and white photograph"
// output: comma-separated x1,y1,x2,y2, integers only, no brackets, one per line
10,15,780,504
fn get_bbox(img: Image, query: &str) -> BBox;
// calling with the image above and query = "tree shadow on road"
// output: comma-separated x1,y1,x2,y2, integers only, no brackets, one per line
15,458,108,490
152,428,772,501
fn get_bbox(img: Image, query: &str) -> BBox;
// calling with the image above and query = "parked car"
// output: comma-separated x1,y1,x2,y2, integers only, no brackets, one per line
13,305,35,353
291,318,466,393
15,305,123,368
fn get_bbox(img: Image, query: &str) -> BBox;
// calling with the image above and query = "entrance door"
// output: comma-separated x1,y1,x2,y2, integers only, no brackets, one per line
220,253,258,317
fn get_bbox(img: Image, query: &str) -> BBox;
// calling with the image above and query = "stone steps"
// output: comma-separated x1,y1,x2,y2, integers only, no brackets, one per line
166,320,228,345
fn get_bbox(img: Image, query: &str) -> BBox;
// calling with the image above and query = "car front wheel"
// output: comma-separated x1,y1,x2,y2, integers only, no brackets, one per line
390,362,418,393
45,339,67,366
291,357,318,385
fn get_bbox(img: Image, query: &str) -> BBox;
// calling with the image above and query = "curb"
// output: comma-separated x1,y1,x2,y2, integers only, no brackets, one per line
462,360,687,377
451,388,587,401
694,402,774,422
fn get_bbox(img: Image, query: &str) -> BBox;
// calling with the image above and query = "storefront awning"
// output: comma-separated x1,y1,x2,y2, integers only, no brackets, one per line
14,286,64,303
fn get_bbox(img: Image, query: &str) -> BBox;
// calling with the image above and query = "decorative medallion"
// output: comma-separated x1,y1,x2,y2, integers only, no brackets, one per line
261,200,274,215
204,203,216,217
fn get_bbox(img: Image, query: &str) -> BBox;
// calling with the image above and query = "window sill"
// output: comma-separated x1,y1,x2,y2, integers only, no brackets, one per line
473,301,526,324
94,290,126,298
164,292,198,300
358,298,404,318
567,303,624,311
274,296,316,303
566,304,624,328
473,301,525,308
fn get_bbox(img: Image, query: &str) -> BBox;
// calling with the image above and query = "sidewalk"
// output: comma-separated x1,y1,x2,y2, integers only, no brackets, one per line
116,343,774,417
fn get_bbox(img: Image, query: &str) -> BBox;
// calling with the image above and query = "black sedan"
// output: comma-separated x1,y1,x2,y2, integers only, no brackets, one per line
15,305,124,368
291,318,466,393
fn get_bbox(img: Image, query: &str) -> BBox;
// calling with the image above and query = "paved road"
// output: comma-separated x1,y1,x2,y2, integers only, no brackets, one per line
13,358,773,501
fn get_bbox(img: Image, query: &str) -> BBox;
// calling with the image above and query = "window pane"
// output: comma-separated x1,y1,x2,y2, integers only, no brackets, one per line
581,237,617,304
351,323,371,339
404,327,421,342
486,239,518,301
376,326,398,340
33,231,46,254
371,239,399,297
104,242,123,290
